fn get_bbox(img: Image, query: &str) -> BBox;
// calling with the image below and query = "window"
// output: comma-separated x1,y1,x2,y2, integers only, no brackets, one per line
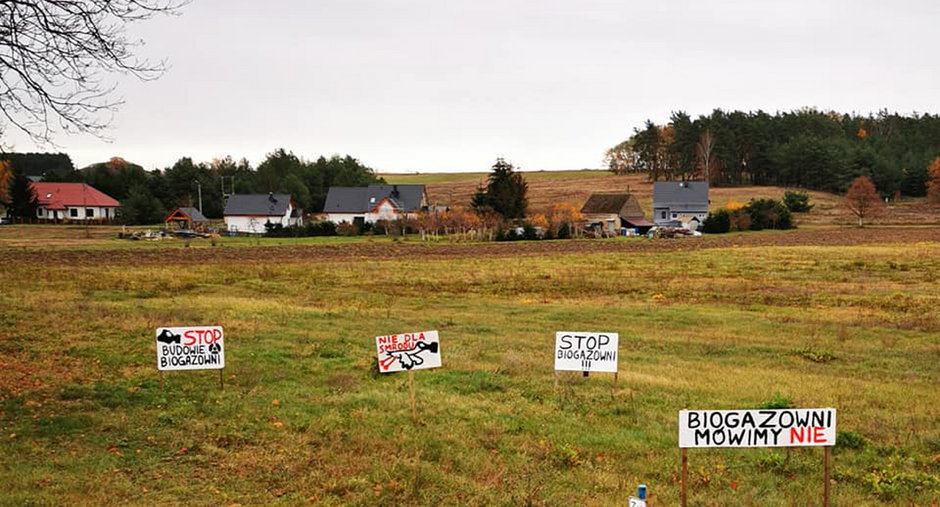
86,208,94,218
660,211,666,219
37,208,44,217
672,213,677,219
70,208,78,218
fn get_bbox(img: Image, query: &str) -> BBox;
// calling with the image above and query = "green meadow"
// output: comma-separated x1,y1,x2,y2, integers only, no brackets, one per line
0,232,938,504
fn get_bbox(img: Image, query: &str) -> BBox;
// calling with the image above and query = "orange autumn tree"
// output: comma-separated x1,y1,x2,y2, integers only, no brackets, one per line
927,157,940,204
0,160,11,204
844,176,884,226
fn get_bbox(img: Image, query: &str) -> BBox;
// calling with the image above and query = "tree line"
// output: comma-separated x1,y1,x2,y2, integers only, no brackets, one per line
1,149,384,224
606,109,940,197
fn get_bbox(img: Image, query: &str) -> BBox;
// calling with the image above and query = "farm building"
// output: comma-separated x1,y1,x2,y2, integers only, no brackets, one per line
223,193,302,234
31,182,120,221
580,193,654,236
164,207,208,228
323,184,428,225
652,181,710,228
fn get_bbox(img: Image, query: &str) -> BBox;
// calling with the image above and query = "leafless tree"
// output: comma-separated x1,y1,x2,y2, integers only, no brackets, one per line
695,129,719,183
0,0,187,143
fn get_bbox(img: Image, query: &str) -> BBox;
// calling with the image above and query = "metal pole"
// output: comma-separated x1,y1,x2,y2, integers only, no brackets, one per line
681,448,688,507
194,180,203,214
823,446,831,507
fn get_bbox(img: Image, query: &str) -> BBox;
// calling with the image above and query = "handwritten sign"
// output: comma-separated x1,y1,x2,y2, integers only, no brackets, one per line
156,326,224,371
554,332,618,373
678,408,836,448
376,330,441,373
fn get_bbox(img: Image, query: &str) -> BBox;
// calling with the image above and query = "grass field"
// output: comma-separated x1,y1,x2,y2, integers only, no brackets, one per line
1,225,938,504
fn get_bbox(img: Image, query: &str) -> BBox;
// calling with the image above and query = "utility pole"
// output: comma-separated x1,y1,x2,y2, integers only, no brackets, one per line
193,179,203,214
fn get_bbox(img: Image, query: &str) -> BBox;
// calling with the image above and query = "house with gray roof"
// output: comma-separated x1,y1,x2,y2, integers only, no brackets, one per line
652,181,710,228
223,193,302,234
323,184,428,225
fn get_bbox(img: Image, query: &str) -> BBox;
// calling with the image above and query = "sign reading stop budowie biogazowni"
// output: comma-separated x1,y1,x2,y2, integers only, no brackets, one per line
679,408,837,448
376,330,441,373
554,332,618,373
156,326,224,371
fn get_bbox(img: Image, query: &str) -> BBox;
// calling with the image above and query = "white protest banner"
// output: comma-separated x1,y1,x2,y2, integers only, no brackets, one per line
156,326,224,371
678,408,836,448
376,330,441,373
554,332,618,373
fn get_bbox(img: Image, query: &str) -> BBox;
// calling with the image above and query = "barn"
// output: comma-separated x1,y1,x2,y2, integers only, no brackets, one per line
580,193,654,236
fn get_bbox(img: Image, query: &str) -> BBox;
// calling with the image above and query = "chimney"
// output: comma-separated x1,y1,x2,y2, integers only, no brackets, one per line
392,185,400,198
268,192,276,203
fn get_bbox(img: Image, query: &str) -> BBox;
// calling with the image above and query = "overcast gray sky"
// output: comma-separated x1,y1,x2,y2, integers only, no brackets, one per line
8,0,940,172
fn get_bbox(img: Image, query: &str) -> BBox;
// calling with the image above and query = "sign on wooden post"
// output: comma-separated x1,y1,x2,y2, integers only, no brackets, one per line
155,326,225,389
677,408,837,506
376,330,441,422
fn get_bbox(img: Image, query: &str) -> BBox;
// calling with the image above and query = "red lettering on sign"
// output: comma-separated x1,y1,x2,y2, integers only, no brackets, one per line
812,427,825,443
790,427,806,444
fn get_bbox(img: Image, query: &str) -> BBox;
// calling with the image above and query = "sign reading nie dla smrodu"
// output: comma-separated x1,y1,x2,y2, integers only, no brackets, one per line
156,326,224,371
554,332,618,373
678,408,836,448
376,330,441,373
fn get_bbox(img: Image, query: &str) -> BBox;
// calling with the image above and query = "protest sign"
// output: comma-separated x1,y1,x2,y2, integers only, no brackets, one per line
678,408,837,448
156,326,224,371
554,332,618,373
376,330,441,373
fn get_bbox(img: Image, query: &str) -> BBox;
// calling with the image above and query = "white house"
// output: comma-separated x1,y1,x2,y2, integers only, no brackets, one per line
652,181,710,228
223,193,301,234
31,182,120,221
323,184,427,225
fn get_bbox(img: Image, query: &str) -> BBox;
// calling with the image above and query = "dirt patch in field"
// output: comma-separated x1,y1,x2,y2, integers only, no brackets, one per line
2,227,938,267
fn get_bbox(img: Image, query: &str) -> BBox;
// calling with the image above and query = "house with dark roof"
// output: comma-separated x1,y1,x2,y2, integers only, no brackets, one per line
164,207,208,228
580,193,654,236
31,182,120,221
223,193,301,234
323,184,428,225
652,181,710,228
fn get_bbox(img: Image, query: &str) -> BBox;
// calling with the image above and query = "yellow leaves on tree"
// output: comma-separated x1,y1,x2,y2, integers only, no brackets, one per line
0,160,10,203
856,127,868,139
927,157,940,204
725,200,746,211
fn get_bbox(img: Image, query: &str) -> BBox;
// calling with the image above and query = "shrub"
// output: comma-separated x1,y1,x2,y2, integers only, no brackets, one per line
758,394,795,410
702,209,731,234
746,198,794,230
336,222,359,236
837,430,865,449
783,190,814,212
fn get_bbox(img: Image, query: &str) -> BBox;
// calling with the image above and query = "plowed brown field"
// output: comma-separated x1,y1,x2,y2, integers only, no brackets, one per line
3,227,938,266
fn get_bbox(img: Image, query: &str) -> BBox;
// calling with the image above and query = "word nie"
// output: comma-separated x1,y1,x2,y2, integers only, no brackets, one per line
678,409,836,448
376,330,442,373
156,326,225,371
554,332,619,373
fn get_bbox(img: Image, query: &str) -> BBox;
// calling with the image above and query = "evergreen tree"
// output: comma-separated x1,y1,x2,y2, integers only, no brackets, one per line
6,166,39,220
471,158,528,219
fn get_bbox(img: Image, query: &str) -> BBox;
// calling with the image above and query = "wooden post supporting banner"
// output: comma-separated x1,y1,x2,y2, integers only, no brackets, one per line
408,370,417,422
681,448,688,507
219,369,224,391
160,371,165,392
823,446,831,507
553,370,559,391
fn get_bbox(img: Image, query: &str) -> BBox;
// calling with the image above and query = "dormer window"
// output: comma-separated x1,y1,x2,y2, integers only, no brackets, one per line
46,193,53,199
370,197,376,204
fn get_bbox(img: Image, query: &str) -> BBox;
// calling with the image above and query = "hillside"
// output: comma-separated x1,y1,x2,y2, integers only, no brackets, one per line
382,170,938,226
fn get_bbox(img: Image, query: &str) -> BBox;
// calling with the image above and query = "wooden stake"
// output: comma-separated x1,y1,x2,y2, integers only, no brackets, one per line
681,448,688,507
553,370,559,391
408,370,417,422
160,371,165,392
823,446,831,507
219,368,225,391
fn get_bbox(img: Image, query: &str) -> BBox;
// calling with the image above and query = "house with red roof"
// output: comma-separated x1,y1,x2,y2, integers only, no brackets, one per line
31,182,120,222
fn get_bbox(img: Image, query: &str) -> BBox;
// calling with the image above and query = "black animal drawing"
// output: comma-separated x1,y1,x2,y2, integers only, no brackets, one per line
379,341,439,371
157,329,181,344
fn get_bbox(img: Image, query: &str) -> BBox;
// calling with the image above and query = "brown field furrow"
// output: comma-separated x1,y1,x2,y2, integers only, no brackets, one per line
1,227,938,267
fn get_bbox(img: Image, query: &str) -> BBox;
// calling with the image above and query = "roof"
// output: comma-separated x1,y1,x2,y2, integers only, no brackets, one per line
30,182,120,210
223,193,293,216
323,184,425,213
580,193,647,219
653,181,709,211
164,207,208,223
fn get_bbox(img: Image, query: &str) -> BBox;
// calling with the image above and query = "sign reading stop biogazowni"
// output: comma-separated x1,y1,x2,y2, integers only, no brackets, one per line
155,326,224,371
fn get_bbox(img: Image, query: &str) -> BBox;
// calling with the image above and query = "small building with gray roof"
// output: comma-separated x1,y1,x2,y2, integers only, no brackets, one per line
323,184,428,225
223,193,302,234
652,181,710,227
